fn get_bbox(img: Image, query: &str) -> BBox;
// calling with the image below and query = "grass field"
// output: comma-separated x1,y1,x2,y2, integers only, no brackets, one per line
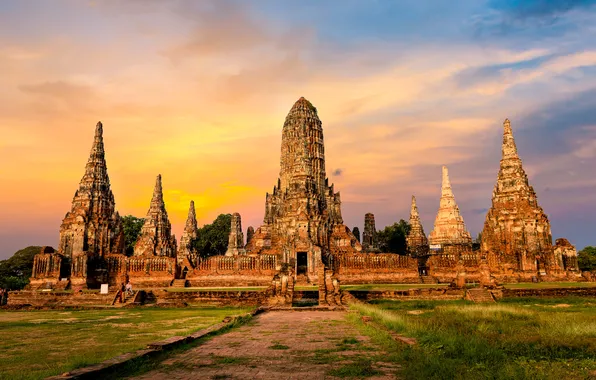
0,306,251,380
166,282,596,293
503,281,596,289
350,297,596,379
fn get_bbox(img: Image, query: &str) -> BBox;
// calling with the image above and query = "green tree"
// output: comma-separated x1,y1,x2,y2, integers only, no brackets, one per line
352,227,361,242
377,219,411,255
578,246,596,272
0,246,41,290
191,214,232,258
121,215,145,256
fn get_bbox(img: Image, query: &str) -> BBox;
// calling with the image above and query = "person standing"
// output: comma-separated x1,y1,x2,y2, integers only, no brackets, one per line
119,283,125,303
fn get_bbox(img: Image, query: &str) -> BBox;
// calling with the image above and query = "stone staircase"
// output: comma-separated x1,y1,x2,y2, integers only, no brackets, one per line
419,276,438,284
112,290,138,306
295,274,311,285
171,279,188,288
54,279,70,290
466,288,496,303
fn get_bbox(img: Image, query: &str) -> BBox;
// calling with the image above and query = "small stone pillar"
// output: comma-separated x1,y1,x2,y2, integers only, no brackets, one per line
225,213,246,256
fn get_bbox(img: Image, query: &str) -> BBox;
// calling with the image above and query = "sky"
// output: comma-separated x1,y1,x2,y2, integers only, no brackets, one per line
1,0,596,259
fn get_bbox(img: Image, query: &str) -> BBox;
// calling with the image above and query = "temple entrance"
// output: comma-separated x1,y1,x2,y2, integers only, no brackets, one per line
297,252,308,275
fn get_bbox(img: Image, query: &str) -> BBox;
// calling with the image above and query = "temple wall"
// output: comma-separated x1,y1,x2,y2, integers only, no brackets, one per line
330,253,420,284
151,289,266,306
105,254,176,288
7,290,114,307
185,255,279,287
426,251,482,283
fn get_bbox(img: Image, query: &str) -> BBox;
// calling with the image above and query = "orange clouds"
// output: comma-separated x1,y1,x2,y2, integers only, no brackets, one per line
1,1,596,257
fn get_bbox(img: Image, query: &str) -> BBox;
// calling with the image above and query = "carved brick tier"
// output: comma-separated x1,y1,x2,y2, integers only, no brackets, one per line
429,166,472,247
57,121,124,258
226,212,246,256
177,200,198,264
245,97,361,280
406,196,429,256
134,175,177,257
362,213,379,252
481,119,557,277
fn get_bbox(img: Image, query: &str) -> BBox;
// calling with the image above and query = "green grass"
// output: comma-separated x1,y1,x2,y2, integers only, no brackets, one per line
350,298,596,379
341,283,448,291
327,358,383,378
166,287,267,292
503,282,596,289
0,306,251,380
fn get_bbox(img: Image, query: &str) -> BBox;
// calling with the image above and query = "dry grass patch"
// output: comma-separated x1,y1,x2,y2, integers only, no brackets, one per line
0,306,251,380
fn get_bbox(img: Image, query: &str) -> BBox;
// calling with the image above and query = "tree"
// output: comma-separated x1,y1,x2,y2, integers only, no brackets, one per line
377,219,411,255
0,246,41,290
352,227,360,242
121,215,145,256
191,214,232,258
578,246,596,272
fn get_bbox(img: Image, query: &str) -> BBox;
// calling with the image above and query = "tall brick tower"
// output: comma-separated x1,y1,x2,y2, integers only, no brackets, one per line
246,97,361,278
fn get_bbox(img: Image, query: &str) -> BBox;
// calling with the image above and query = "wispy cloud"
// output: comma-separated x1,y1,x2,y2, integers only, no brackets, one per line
1,0,595,258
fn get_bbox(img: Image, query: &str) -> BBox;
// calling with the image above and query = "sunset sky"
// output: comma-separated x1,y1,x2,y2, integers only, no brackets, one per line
1,0,596,259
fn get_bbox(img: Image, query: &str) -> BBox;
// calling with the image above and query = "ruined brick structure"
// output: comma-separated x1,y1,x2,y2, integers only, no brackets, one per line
362,213,379,252
426,166,479,282
134,175,177,257
245,97,361,281
30,122,125,289
177,200,198,267
246,226,255,246
553,238,579,273
481,119,561,281
225,213,246,256
28,109,585,293
57,122,125,259
406,196,428,256
429,166,473,250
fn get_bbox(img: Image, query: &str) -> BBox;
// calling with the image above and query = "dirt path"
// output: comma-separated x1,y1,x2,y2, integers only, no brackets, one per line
127,310,400,379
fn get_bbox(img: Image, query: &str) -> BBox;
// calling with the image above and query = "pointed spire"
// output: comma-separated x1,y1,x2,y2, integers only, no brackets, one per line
429,166,472,246
441,166,453,198
407,195,428,253
87,121,106,165
410,195,419,218
184,200,198,232
502,118,519,160
151,174,164,207
58,121,122,257
287,96,318,118
177,200,198,263
135,174,176,257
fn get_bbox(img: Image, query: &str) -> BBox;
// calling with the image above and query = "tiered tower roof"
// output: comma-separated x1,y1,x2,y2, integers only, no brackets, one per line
428,166,472,246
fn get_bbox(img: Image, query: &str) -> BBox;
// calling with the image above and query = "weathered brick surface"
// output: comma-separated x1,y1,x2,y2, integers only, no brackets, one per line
481,119,570,279
245,97,362,280
134,175,177,258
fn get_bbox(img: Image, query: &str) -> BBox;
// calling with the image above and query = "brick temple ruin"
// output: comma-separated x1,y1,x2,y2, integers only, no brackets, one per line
28,100,584,292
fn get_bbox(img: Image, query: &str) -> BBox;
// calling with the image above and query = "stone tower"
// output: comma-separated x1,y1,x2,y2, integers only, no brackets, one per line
58,121,124,258
428,166,472,248
362,213,378,252
226,212,246,256
246,226,255,246
134,175,177,257
406,196,428,255
177,200,198,264
245,97,361,275
481,119,555,273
